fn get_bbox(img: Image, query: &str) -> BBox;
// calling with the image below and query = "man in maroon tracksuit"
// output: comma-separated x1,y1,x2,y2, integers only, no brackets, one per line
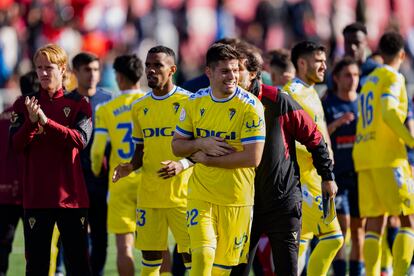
10,44,92,275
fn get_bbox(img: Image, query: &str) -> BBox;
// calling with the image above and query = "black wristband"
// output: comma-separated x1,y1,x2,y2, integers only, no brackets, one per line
186,156,197,164
321,172,335,181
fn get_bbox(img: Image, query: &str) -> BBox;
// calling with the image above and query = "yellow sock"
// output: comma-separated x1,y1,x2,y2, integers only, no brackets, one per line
298,239,309,274
364,231,382,276
49,224,60,276
212,264,232,276
392,227,414,276
141,259,162,276
307,233,343,276
160,273,172,276
380,229,392,273
190,247,215,276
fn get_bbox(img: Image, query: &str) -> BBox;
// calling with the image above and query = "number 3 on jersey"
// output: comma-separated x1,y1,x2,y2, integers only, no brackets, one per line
360,91,373,128
116,122,134,159
136,209,146,226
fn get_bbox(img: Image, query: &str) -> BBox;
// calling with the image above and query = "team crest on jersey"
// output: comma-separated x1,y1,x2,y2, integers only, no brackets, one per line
200,108,205,117
28,217,36,229
144,108,149,115
173,102,180,114
229,108,236,120
63,107,71,118
10,111,18,124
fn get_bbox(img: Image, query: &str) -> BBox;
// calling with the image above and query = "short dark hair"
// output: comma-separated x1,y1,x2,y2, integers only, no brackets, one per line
269,48,292,71
206,43,240,68
20,71,40,96
215,37,241,46
113,54,143,84
72,52,99,70
332,57,359,77
291,41,326,70
378,32,405,57
147,46,176,64
343,22,367,36
235,41,262,73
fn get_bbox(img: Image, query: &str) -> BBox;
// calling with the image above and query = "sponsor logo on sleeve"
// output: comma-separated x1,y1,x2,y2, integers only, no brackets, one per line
180,108,186,121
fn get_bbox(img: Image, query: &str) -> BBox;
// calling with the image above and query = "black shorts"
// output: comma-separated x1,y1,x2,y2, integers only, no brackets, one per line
335,171,360,218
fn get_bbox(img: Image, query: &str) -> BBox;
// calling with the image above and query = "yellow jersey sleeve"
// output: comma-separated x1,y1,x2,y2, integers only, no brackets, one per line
240,103,266,144
131,98,145,145
380,71,414,147
175,102,194,138
91,104,109,176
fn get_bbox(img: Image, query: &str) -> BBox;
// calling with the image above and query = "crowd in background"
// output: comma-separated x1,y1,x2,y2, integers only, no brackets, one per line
2,1,414,275
1,0,414,102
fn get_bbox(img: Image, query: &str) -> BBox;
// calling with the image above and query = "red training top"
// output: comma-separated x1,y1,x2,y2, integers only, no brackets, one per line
10,89,92,208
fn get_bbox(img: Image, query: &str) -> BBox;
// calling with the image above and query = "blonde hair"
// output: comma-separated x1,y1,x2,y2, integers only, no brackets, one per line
34,44,68,69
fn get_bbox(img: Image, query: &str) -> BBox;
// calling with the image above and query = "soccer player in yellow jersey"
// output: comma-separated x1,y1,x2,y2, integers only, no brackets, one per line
283,41,343,276
112,46,192,276
353,32,414,276
91,54,146,276
172,43,265,276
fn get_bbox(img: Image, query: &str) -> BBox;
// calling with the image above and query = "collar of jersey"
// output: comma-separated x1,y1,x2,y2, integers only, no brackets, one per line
40,87,64,99
383,64,400,75
151,85,177,100
293,77,313,88
209,87,239,103
120,89,142,95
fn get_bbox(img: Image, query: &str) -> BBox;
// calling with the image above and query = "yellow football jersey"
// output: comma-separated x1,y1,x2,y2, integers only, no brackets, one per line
131,86,192,208
175,87,266,206
283,78,331,173
353,65,410,171
91,89,146,182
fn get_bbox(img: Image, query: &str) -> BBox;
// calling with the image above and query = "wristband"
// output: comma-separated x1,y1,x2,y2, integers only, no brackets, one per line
179,158,190,170
186,156,197,164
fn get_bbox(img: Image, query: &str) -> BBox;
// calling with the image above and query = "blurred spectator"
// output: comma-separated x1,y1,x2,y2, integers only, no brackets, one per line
0,71,39,276
0,0,413,94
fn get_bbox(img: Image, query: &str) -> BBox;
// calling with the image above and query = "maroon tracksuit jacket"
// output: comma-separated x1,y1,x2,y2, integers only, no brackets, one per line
10,88,92,209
